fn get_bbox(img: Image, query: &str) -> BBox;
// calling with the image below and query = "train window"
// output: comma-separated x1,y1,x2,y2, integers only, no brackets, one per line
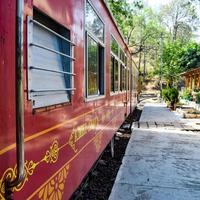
110,56,120,92
124,67,127,91
87,36,98,95
127,68,130,91
86,1,104,42
120,49,125,63
85,1,105,98
27,10,75,109
125,56,128,66
114,59,119,92
120,64,126,91
110,35,121,93
120,64,123,91
111,36,119,56
110,56,115,92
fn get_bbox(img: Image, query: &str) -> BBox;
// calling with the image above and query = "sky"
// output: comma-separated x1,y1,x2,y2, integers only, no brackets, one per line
127,0,171,10
144,0,171,11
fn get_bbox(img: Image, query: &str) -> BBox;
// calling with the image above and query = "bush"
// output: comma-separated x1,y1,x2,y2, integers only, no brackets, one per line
162,89,170,102
162,88,179,110
182,89,192,101
196,92,200,104
194,88,200,93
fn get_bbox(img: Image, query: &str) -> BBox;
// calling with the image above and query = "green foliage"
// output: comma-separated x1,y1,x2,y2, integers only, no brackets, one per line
108,0,200,81
159,0,199,42
108,0,165,50
196,92,200,104
194,88,200,92
108,0,136,39
180,43,200,70
158,41,185,86
162,89,170,102
155,41,200,86
182,89,193,101
162,88,179,104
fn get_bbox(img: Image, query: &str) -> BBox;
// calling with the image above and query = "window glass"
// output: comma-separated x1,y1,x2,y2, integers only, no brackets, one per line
111,36,118,56
110,56,115,92
120,49,125,63
88,36,98,95
127,69,130,91
86,1,104,42
85,1,105,98
120,64,123,91
114,59,119,91
125,56,127,66
123,67,126,90
120,64,126,91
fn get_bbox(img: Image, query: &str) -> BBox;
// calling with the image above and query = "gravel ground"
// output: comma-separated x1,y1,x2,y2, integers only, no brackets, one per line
72,107,142,200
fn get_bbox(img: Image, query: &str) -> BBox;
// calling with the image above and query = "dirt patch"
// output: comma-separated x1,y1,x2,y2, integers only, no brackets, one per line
71,107,142,200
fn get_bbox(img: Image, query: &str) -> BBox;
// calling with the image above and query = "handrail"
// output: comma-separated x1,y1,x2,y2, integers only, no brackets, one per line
30,88,76,92
29,66,76,76
30,42,76,61
5,0,25,199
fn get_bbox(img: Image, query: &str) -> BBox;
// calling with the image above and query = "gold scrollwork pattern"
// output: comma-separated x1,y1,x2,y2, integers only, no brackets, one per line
0,110,114,199
0,160,38,197
42,140,59,164
15,160,39,192
0,168,15,198
38,164,70,200
0,140,59,198
68,118,99,153
0,192,5,200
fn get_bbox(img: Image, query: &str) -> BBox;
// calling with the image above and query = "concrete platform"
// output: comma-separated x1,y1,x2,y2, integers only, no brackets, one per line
139,103,180,123
109,103,200,200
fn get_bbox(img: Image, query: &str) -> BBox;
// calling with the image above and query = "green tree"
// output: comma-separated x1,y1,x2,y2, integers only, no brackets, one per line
108,0,200,84
157,41,185,87
108,0,136,40
180,43,200,70
156,41,200,87
159,0,199,42
109,0,166,73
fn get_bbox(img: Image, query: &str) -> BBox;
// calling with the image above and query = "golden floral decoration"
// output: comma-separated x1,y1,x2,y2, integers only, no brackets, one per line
38,164,70,200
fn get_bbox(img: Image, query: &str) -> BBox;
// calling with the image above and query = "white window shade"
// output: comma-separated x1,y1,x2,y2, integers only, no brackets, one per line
27,13,75,109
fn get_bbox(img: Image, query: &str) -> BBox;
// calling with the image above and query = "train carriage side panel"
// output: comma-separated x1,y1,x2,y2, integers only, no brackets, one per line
0,0,138,199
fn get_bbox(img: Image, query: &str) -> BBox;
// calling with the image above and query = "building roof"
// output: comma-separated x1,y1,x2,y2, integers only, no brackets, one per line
181,67,200,76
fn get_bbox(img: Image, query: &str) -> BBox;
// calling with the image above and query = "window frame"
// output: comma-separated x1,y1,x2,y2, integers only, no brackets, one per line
119,51,127,93
110,34,119,95
110,34,128,95
84,0,106,101
110,51,120,95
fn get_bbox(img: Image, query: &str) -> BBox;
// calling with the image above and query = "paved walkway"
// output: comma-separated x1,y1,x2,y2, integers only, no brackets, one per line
140,103,180,122
109,103,200,200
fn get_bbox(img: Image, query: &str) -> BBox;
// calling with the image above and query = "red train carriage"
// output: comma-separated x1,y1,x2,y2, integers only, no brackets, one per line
0,0,138,199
